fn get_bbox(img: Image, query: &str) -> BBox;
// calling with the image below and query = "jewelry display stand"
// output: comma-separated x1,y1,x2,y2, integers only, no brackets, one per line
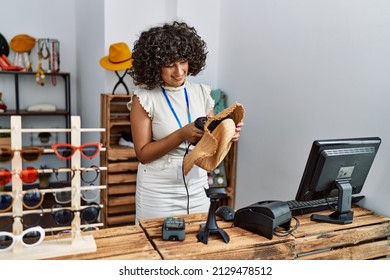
0,116,106,260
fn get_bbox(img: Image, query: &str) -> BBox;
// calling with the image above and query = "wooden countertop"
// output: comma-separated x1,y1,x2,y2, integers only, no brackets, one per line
39,206,390,260
139,206,390,260
44,225,161,260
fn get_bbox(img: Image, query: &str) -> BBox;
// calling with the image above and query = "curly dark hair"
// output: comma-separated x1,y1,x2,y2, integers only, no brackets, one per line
128,21,208,89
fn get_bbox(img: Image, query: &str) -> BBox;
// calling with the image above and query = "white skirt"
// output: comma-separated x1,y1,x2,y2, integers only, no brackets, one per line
135,154,210,224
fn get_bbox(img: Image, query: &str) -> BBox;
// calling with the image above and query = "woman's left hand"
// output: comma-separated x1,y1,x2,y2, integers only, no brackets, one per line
231,122,244,142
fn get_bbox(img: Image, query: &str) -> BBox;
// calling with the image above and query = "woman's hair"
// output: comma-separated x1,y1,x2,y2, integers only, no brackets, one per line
129,21,208,89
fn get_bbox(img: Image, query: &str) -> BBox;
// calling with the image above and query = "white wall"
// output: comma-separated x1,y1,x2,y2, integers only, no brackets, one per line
102,0,221,91
75,0,105,148
102,0,390,218
218,0,390,217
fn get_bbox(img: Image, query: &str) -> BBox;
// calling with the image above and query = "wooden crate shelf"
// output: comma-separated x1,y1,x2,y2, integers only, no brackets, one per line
100,93,137,227
108,205,136,215
107,183,136,195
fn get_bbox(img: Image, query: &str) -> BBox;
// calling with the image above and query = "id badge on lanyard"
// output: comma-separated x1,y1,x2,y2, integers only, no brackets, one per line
161,86,192,129
162,86,193,180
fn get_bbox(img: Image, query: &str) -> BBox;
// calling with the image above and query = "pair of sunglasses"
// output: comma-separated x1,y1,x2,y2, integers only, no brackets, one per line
0,226,45,252
53,187,100,205
51,142,102,160
0,147,44,163
54,165,100,185
0,167,41,186
0,207,44,231
51,203,101,226
0,189,44,212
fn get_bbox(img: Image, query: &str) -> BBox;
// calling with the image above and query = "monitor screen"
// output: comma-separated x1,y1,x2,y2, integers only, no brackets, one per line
295,137,381,224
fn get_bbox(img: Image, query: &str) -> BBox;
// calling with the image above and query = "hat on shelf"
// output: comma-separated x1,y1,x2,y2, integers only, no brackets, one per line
183,102,245,176
0,33,10,56
10,34,36,52
99,42,133,71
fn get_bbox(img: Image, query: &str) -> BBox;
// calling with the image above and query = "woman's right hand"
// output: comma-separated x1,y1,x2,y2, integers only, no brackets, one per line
181,122,204,145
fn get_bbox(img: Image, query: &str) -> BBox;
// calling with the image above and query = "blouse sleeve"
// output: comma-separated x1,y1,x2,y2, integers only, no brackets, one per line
126,90,153,119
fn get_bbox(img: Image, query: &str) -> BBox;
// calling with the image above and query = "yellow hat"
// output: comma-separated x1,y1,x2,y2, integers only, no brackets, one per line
99,42,133,71
183,102,245,175
10,34,36,52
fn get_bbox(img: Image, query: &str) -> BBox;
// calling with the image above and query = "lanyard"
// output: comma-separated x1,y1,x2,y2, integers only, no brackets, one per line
161,87,192,128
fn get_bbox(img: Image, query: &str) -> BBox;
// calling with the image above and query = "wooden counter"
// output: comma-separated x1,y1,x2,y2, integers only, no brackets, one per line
293,207,390,260
140,212,295,260
139,206,390,260
45,225,161,260
42,206,389,260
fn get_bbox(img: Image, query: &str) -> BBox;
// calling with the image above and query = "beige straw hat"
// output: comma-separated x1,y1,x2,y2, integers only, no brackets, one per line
183,102,245,175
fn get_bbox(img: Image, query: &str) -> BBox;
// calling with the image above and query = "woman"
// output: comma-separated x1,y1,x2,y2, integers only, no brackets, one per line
128,21,242,223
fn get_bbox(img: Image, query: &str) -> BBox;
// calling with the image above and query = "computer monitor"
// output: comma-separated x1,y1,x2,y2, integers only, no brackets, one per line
295,137,381,224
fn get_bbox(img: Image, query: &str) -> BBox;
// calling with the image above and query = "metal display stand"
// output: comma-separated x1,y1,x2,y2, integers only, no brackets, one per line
0,116,106,260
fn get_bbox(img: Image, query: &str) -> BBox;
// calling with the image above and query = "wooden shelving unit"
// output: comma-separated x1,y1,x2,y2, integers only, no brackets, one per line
0,71,71,128
100,94,137,227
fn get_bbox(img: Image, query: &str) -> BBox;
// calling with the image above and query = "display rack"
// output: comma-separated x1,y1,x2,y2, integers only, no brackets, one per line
0,116,106,260
0,71,71,129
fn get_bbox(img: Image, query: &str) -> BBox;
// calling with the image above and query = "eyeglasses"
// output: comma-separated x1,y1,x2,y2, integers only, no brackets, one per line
51,203,101,226
0,226,45,252
53,168,75,186
0,167,40,186
79,165,100,184
0,147,44,163
53,187,100,204
54,165,100,185
0,207,44,231
0,189,44,212
51,142,102,160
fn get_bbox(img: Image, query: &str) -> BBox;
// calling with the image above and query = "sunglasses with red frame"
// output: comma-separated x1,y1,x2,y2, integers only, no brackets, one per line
0,167,41,187
51,142,102,160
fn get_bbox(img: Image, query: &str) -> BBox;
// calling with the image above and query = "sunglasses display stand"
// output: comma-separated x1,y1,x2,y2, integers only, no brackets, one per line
0,116,105,260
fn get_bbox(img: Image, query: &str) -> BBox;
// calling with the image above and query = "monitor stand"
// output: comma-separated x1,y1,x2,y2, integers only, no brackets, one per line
311,181,354,224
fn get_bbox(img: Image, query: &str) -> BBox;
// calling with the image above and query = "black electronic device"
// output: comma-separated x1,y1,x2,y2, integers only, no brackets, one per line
233,200,291,240
216,205,235,221
162,217,186,241
287,195,365,216
192,117,207,145
194,116,233,132
194,116,207,130
197,187,230,244
295,137,381,224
